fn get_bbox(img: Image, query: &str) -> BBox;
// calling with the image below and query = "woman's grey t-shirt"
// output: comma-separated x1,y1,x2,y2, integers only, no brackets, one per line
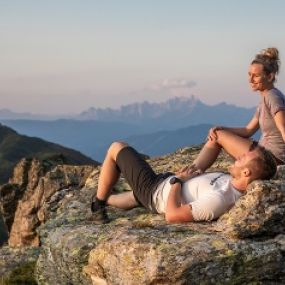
255,88,285,162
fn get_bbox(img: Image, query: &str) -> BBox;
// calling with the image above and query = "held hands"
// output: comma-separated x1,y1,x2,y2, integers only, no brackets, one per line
175,165,203,182
207,126,224,141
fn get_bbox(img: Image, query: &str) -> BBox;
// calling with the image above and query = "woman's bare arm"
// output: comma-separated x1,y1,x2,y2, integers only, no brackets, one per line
274,110,285,142
209,116,259,140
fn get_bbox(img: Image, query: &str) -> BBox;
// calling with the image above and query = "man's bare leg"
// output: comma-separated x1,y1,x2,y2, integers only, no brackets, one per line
107,191,138,209
91,141,130,213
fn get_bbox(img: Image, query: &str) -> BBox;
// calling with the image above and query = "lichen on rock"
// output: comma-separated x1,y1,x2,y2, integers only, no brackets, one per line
216,167,285,238
0,245,39,283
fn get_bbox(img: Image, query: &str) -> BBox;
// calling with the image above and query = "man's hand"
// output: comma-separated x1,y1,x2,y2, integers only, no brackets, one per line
175,165,202,182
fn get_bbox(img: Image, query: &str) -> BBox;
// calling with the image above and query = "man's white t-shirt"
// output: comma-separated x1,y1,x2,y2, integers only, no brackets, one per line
152,172,243,221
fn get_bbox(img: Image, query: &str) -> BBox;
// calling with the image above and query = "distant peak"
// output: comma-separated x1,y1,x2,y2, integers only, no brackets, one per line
78,96,201,121
81,95,199,114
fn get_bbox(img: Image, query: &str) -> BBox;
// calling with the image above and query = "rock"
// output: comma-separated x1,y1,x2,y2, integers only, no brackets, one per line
84,225,285,285
0,184,21,233
276,165,285,180
0,157,63,233
0,245,39,282
36,224,102,284
216,178,285,238
35,205,285,284
2,145,285,284
8,164,96,247
0,212,8,246
34,146,285,284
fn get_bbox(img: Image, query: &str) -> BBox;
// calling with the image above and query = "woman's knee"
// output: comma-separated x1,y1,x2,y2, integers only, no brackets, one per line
205,129,233,149
215,129,232,144
213,130,252,159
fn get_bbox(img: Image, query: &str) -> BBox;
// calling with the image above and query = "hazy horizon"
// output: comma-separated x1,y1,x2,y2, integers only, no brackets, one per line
0,94,257,117
1,0,285,114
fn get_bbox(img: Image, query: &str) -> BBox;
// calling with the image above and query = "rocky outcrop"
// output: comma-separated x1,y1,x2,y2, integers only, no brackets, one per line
0,156,97,247
87,169,285,284
0,212,8,246
34,147,285,284
0,245,39,283
84,224,285,285
8,163,96,247
217,167,285,238
35,207,285,284
2,146,285,284
0,157,57,232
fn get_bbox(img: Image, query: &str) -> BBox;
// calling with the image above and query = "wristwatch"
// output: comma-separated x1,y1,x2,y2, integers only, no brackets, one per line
169,176,183,186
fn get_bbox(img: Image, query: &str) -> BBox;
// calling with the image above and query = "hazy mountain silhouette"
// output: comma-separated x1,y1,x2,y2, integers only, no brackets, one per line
125,124,212,156
1,97,257,161
87,124,212,158
123,124,260,157
0,120,144,161
0,108,75,120
0,124,98,183
78,96,255,131
0,109,33,120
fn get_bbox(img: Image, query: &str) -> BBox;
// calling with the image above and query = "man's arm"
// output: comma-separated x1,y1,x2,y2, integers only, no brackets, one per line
165,182,194,223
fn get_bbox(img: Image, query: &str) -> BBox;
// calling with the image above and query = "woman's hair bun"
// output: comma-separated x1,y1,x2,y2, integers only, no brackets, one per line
252,47,280,77
260,47,279,61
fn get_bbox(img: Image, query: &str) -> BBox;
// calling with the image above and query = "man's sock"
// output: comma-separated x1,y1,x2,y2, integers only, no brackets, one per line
91,197,106,212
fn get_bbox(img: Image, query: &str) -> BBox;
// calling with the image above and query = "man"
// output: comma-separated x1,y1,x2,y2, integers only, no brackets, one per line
91,140,276,223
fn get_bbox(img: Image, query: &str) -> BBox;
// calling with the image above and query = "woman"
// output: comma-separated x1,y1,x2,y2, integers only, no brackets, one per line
188,47,285,173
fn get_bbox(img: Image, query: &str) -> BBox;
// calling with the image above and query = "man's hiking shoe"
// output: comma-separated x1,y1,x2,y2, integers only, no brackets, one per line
90,202,111,224
91,207,111,224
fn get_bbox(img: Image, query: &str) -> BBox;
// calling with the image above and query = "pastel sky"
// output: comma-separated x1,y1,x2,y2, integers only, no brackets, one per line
1,0,285,114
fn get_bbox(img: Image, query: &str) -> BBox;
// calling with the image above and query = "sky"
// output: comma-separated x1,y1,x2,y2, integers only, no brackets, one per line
0,0,285,114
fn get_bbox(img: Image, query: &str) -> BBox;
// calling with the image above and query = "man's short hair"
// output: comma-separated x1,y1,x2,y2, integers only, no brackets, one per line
249,144,277,180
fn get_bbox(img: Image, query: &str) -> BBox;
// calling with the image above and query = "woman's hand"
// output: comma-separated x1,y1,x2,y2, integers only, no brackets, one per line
207,126,224,141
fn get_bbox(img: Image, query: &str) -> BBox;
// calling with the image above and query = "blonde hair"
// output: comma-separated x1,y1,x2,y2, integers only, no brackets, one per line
251,47,280,81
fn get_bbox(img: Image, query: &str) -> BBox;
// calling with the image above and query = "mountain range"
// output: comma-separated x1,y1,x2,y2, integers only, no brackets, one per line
0,96,257,161
1,96,255,129
78,96,255,131
126,124,212,156
0,124,98,183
